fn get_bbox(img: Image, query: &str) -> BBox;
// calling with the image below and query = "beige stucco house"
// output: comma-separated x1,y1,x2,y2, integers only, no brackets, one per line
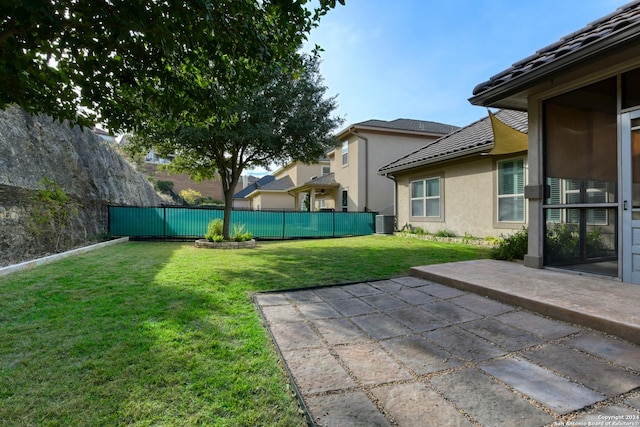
244,160,330,210
289,119,459,214
379,110,528,238
232,175,275,209
470,2,640,283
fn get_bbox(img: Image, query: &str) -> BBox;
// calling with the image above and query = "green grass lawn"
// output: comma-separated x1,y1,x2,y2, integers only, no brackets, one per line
0,235,489,426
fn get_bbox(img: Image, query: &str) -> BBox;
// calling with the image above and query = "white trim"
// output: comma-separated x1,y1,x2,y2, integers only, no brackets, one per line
497,157,527,223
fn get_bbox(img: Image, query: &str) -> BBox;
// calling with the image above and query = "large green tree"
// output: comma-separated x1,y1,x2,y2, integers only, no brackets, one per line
1,0,343,129
128,54,343,239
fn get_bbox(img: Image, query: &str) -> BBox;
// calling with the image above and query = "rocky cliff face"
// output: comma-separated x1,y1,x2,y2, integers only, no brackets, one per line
0,106,161,266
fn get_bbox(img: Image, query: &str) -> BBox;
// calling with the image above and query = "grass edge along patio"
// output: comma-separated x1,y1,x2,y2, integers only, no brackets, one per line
0,235,489,426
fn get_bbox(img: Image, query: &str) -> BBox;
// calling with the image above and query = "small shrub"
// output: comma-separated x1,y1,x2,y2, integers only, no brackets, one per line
231,224,253,242
212,234,224,242
434,229,457,238
412,227,425,235
485,236,501,246
545,224,613,262
205,218,224,241
157,180,174,194
195,196,219,206
29,177,79,252
490,228,528,261
180,188,202,205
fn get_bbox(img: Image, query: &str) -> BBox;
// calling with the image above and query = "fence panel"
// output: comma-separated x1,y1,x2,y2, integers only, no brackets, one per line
230,210,285,239
166,208,222,238
108,206,377,239
108,206,165,238
333,212,376,236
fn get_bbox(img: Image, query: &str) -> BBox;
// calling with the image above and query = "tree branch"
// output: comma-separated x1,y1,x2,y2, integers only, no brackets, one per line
0,27,18,45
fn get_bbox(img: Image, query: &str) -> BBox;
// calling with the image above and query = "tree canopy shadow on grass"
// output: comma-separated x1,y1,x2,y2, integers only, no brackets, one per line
0,236,489,426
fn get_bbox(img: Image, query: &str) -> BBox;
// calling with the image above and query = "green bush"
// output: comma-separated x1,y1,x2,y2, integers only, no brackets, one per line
545,224,613,262
231,224,253,242
412,227,426,235
204,219,253,242
490,227,528,261
434,229,457,238
461,232,475,244
156,180,174,194
205,218,224,241
179,188,201,205
196,196,223,206
29,177,79,252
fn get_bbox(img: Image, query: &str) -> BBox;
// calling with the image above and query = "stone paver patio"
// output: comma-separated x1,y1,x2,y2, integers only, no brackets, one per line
255,276,640,426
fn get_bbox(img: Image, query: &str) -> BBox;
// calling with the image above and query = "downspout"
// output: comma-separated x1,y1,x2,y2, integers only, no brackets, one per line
382,172,397,217
352,129,369,211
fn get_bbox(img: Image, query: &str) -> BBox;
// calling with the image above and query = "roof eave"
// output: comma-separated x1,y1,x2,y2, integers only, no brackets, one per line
469,25,640,108
378,145,493,176
336,124,454,140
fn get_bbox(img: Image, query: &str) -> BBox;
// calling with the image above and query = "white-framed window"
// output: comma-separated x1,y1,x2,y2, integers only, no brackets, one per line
567,180,608,225
565,180,608,225
341,141,348,166
341,190,348,212
410,177,441,217
497,158,525,222
545,178,609,225
322,165,330,175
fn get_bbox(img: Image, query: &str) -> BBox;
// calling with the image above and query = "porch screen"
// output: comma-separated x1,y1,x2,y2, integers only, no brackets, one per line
543,77,617,272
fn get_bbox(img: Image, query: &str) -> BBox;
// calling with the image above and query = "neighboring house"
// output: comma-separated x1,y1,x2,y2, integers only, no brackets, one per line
469,2,640,283
288,119,460,214
232,175,275,209
378,110,528,238
290,172,340,212
93,128,117,145
245,160,330,210
144,148,175,164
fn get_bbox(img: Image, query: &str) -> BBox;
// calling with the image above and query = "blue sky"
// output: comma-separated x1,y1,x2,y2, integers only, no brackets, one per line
303,0,629,129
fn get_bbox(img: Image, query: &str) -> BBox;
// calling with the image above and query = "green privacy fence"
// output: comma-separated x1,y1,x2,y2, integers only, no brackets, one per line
108,206,377,239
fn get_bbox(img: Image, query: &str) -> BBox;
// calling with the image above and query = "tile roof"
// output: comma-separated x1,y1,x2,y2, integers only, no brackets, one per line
378,109,528,174
471,1,640,103
233,175,275,198
348,118,460,136
303,172,337,187
254,175,294,191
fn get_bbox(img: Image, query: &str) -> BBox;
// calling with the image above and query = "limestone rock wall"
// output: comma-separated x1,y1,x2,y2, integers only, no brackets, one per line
0,106,161,266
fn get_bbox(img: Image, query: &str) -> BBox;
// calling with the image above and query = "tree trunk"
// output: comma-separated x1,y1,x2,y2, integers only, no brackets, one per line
222,189,234,240
222,172,240,241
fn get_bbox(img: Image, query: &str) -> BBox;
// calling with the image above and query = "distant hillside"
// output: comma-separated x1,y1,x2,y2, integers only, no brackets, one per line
140,163,247,202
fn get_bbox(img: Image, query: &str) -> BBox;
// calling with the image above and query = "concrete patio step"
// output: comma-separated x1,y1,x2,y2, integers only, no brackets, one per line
410,259,640,344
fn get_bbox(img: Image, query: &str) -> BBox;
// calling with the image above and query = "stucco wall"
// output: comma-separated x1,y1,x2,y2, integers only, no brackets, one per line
331,132,437,213
369,134,435,214
394,155,528,238
275,162,326,185
253,193,295,210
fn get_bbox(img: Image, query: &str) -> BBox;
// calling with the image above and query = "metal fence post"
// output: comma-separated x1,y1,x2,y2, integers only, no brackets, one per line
282,210,286,239
332,210,336,237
